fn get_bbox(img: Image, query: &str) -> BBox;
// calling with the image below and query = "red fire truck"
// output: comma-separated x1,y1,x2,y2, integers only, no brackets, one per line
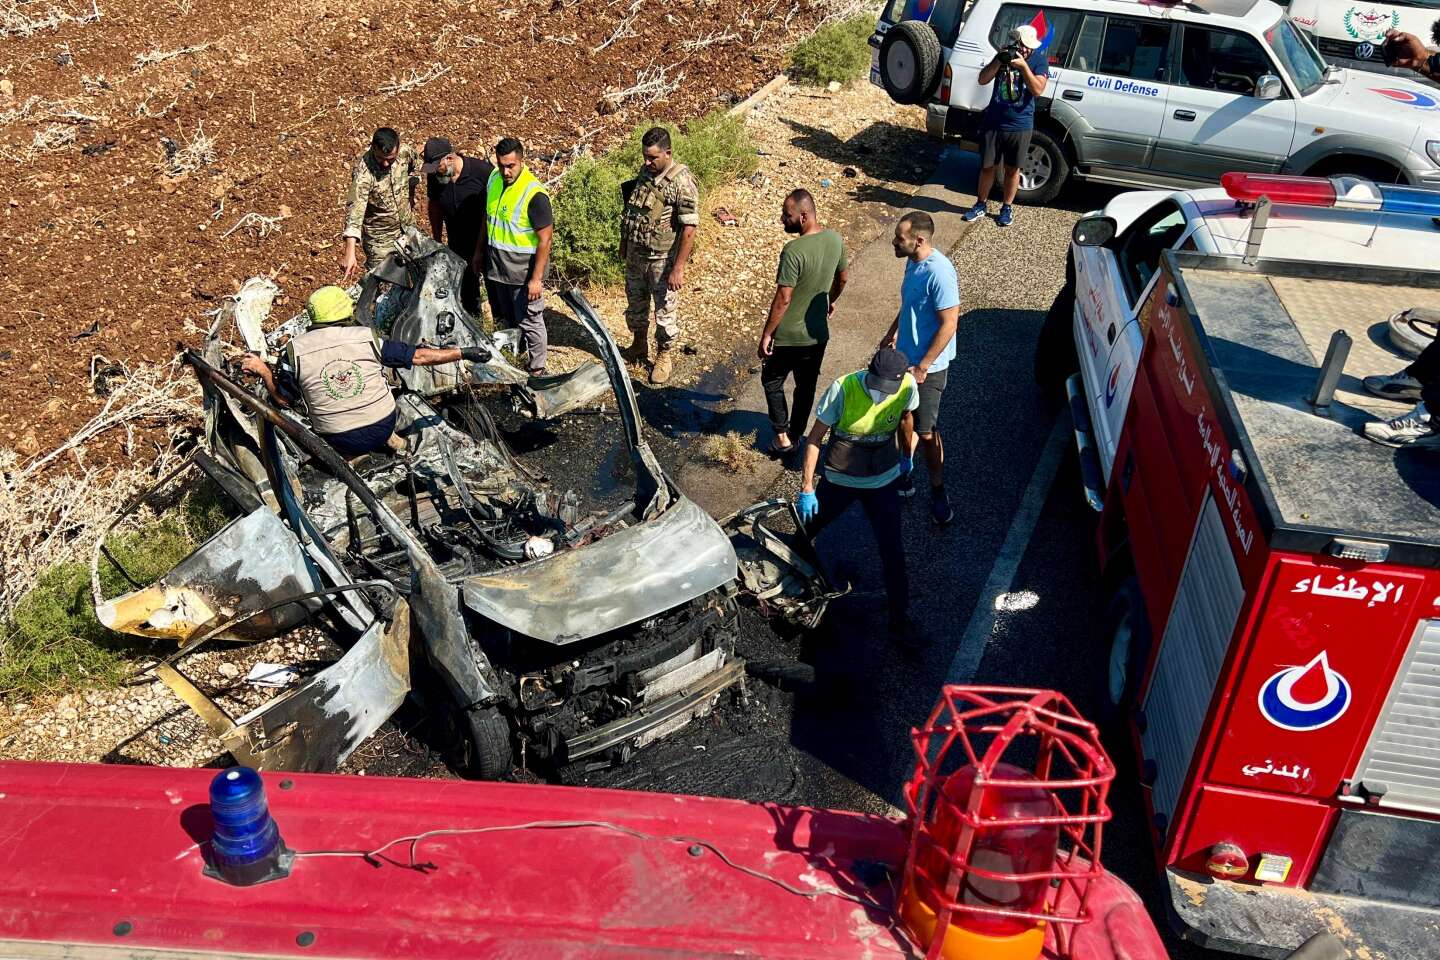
0,687,1177,960
1079,179,1440,957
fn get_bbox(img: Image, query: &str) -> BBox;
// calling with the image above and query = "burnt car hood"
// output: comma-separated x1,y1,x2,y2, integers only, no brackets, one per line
461,496,737,645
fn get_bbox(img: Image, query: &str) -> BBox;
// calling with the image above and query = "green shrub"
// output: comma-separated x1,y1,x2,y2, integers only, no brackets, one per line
0,484,235,698
549,110,756,285
550,155,628,286
786,16,875,87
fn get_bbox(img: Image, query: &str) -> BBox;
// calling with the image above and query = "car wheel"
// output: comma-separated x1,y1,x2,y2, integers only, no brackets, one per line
1015,130,1069,205
464,704,513,780
1034,282,1078,405
1100,576,1151,722
879,21,942,105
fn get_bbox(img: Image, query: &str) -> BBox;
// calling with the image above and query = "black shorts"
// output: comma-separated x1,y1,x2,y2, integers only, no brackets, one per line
914,366,949,436
981,128,1032,169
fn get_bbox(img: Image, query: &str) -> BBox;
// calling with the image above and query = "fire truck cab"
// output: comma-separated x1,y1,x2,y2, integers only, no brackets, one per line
1076,177,1440,956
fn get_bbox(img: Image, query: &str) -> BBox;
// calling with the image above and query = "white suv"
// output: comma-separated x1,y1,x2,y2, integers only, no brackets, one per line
870,0,1440,203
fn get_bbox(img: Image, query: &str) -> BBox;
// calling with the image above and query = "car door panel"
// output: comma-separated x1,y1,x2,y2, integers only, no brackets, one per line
1153,25,1298,179
1054,15,1173,171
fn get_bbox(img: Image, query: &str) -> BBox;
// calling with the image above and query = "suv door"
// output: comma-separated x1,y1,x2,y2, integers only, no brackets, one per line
1050,15,1175,172
1152,24,1298,179
1076,200,1191,479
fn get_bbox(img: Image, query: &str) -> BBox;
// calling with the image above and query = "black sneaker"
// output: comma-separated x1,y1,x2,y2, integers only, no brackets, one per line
895,472,915,498
930,485,954,526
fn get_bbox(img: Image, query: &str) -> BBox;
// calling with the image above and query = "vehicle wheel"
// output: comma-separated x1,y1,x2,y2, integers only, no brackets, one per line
464,705,513,780
1304,157,1403,185
1388,308,1438,359
1100,576,1152,724
1034,282,1078,406
879,21,942,105
1015,130,1069,205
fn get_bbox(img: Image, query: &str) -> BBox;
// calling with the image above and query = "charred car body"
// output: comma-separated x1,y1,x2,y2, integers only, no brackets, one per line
95,231,830,777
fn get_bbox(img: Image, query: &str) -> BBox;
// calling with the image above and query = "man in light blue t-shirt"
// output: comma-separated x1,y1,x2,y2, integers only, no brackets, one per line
877,211,959,525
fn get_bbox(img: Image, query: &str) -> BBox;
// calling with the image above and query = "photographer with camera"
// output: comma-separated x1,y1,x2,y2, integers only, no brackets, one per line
1383,20,1440,82
962,23,1049,228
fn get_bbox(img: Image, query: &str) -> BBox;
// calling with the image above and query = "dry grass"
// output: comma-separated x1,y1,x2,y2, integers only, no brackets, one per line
159,121,215,176
694,430,764,472
30,122,76,152
0,0,100,38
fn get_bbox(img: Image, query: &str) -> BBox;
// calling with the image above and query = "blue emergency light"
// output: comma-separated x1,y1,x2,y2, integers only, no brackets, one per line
204,766,293,886
1222,172,1440,218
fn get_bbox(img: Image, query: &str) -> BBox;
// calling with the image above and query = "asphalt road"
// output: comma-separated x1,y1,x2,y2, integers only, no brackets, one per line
581,149,1224,958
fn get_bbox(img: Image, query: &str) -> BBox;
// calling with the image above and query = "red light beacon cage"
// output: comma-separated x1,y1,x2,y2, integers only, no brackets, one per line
899,687,1126,960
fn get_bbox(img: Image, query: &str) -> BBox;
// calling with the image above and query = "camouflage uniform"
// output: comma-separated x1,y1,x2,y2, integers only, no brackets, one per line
620,161,700,350
343,145,421,265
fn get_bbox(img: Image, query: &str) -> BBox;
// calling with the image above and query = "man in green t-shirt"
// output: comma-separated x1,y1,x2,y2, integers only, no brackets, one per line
757,189,849,458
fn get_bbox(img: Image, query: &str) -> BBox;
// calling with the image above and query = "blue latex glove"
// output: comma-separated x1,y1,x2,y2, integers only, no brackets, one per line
796,489,819,524
899,455,914,477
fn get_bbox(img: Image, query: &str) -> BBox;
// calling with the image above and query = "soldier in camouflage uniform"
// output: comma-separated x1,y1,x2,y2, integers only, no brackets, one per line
619,127,700,385
341,127,421,281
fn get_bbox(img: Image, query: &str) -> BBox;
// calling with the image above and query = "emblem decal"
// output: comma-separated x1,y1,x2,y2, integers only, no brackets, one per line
1257,651,1352,732
1344,6,1399,41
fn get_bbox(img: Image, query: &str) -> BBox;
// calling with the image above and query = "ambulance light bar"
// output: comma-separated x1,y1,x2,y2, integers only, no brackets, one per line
1221,172,1440,218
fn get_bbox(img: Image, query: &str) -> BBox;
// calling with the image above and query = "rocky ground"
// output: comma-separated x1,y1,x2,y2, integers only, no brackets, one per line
0,75,929,772
0,0,848,464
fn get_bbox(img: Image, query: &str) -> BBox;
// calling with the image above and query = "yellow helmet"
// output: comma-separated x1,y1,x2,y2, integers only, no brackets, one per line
306,285,354,326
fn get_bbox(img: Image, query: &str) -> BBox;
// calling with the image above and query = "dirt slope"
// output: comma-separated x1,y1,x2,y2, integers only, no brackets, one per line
0,0,831,458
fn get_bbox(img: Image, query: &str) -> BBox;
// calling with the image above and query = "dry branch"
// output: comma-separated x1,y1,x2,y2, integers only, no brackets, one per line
602,65,683,109
681,28,740,51
592,1,641,53
133,42,210,70
0,357,200,618
220,210,285,240
378,63,449,95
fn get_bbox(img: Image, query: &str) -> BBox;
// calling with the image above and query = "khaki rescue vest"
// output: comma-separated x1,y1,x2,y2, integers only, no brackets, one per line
289,325,395,436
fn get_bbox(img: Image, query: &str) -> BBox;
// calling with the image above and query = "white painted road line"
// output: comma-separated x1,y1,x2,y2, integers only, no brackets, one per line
945,415,1070,684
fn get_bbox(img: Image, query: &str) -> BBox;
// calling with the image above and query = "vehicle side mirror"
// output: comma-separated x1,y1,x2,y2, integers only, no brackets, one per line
1254,74,1282,100
1073,216,1117,246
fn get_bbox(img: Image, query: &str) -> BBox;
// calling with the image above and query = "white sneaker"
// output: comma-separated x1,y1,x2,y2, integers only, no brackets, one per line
1364,403,1440,447
1362,370,1423,402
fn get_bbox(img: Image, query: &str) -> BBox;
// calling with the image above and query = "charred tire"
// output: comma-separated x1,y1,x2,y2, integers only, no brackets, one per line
1015,129,1069,205
879,21,942,105
1100,576,1151,725
464,705,513,780
1034,280,1078,405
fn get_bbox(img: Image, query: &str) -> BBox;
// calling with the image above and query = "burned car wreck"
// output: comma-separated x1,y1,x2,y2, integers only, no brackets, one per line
94,230,833,778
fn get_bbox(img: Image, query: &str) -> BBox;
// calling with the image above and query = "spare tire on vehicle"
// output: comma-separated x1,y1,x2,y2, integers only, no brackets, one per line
879,20,942,105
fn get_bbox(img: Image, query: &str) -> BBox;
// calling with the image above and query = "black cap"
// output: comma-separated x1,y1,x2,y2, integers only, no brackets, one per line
420,137,453,174
866,348,909,396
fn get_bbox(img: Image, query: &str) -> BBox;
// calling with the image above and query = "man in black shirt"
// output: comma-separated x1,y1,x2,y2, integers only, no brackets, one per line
421,137,489,314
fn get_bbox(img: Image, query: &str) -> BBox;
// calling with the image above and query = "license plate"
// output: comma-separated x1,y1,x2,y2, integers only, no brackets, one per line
869,47,881,87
